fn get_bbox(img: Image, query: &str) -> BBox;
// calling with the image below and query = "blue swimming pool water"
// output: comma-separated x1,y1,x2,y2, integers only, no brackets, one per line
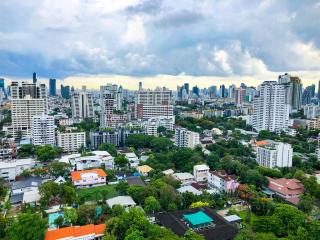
48,211,64,229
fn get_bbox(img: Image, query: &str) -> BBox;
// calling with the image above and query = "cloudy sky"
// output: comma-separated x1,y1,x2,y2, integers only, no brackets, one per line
1,0,320,89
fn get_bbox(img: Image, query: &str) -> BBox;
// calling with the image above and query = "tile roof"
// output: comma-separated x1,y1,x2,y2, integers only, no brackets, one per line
71,169,107,181
267,177,304,196
45,224,105,240
136,165,153,173
210,170,238,181
255,140,269,146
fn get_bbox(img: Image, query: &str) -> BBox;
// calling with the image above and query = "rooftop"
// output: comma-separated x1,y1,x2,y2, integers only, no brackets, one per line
136,165,153,173
71,169,107,181
106,196,136,208
45,224,105,240
183,211,213,227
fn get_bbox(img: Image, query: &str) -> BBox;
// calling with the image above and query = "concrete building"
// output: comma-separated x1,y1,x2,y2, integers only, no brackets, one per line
278,73,302,112
10,81,48,137
234,88,246,105
31,115,55,146
174,127,200,149
71,169,107,188
0,158,35,182
304,104,320,119
256,140,293,168
71,88,94,119
308,117,320,130
193,164,210,183
135,87,173,119
207,170,239,192
252,81,291,132
57,131,86,153
106,196,136,209
49,78,56,96
173,172,196,186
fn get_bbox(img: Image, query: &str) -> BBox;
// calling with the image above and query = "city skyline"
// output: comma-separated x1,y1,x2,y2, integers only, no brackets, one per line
1,1,320,89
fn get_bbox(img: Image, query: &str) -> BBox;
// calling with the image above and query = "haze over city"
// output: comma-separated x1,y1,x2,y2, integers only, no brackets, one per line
1,0,320,89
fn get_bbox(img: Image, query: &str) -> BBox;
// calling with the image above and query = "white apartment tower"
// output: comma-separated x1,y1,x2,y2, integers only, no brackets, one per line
71,88,94,119
57,131,86,153
31,115,55,146
174,127,200,149
135,87,173,119
256,141,293,168
252,81,291,132
10,81,48,137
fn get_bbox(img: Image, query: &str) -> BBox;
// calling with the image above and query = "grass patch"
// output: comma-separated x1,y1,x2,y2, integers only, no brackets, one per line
77,184,119,202
237,210,258,227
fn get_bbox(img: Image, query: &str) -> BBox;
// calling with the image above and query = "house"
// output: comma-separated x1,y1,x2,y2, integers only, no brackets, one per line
177,185,202,196
154,207,238,240
106,196,136,209
10,177,46,205
136,165,153,176
162,169,174,175
71,169,107,189
208,170,239,193
59,151,114,171
54,176,66,185
266,177,305,205
193,164,210,183
0,158,35,182
118,148,140,168
173,173,196,186
126,176,146,186
45,224,105,240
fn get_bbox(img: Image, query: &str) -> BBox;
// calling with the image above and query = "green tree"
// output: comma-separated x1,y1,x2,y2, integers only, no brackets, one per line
114,154,128,168
77,204,96,225
64,208,78,225
98,143,117,157
35,145,62,162
17,144,34,158
190,201,209,208
54,215,64,228
184,229,205,240
298,194,314,213
241,169,268,188
150,137,173,152
6,213,47,240
48,161,72,178
143,196,161,213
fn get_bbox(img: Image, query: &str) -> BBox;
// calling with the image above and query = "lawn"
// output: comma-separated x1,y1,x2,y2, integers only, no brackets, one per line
77,184,119,202
237,210,258,227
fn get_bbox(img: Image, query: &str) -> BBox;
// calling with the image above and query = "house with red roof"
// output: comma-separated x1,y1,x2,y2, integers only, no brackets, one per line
71,169,107,189
45,224,105,240
266,177,305,205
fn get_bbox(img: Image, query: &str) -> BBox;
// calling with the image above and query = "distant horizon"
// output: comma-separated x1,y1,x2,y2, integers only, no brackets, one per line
2,71,320,91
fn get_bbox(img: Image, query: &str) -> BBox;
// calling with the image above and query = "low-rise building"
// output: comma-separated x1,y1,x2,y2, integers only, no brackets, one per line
106,196,136,208
136,165,153,176
45,224,106,240
266,177,304,205
174,127,200,149
255,140,293,168
57,131,86,153
173,172,195,186
308,117,320,130
118,148,139,168
71,169,107,188
0,158,35,182
177,185,202,195
193,164,210,183
207,170,239,192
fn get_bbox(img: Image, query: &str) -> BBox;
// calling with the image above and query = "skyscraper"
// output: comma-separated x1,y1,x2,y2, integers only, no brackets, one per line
32,114,55,146
9,81,48,137
219,85,226,98
33,72,37,84
184,83,190,94
208,86,217,98
278,73,302,112
192,86,200,96
228,84,236,99
49,78,57,96
318,80,320,99
302,85,314,105
234,88,246,105
71,88,94,119
61,85,71,99
0,78,5,94
252,81,291,132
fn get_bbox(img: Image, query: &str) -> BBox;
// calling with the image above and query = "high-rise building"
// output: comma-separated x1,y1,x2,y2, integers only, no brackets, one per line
228,85,236,99
302,85,314,105
256,140,293,168
278,73,303,112
9,81,48,137
31,115,55,146
208,86,217,98
184,83,190,94
71,88,94,119
318,80,320,99
0,78,5,95
61,85,71,99
49,78,56,96
234,88,246,105
252,81,291,132
139,82,142,91
174,127,200,149
57,131,86,153
192,86,200,97
135,87,173,119
219,85,226,98
100,84,124,127
33,72,37,84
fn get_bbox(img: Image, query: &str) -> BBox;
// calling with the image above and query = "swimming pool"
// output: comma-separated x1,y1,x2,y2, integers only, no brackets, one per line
48,211,64,229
